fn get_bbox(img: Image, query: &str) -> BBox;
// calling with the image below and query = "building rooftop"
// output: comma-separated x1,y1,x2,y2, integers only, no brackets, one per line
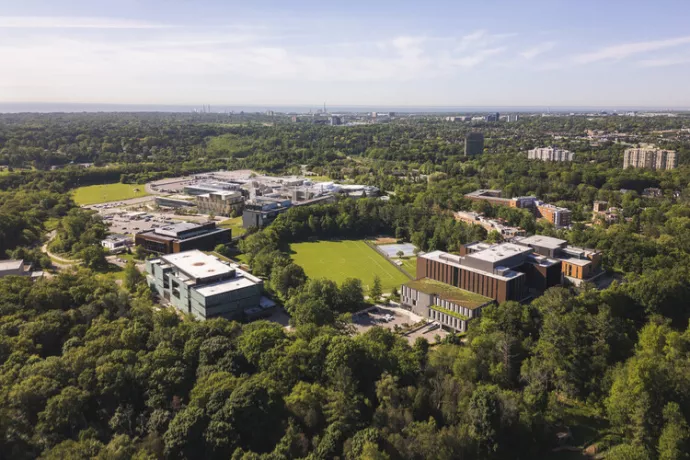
0,259,23,271
195,276,256,297
514,235,567,249
405,278,492,309
103,234,131,241
155,222,200,237
421,250,523,280
465,189,504,198
468,242,532,264
162,250,233,280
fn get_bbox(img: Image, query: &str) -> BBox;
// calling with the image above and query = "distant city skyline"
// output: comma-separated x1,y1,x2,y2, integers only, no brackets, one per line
3,0,690,107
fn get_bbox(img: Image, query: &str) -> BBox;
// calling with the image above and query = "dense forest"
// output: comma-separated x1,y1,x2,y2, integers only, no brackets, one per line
1,113,690,459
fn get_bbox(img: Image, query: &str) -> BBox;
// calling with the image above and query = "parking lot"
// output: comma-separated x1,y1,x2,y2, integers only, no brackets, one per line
103,213,176,235
352,305,447,344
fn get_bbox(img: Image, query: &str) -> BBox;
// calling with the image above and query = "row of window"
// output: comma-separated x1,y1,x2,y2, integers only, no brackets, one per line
428,308,464,332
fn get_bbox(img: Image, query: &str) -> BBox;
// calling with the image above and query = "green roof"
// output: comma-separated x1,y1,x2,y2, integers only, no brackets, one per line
404,278,492,310
430,305,469,321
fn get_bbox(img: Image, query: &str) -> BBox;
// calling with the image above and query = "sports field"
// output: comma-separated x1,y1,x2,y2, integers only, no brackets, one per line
289,240,410,291
72,183,149,205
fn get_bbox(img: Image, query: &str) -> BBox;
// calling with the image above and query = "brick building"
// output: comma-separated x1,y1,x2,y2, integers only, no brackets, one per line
135,222,231,255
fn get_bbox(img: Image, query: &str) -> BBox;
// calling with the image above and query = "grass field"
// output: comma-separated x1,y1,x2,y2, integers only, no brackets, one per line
72,183,148,205
218,216,246,237
289,240,409,291
399,256,417,275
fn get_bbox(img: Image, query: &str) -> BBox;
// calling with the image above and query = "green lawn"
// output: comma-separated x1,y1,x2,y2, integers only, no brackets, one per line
218,216,246,237
399,256,417,275
289,240,409,291
72,183,148,205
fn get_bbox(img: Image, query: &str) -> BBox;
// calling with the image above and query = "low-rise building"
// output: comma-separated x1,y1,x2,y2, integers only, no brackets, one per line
535,202,572,228
413,241,561,303
146,250,265,320
155,195,196,209
135,221,231,255
642,187,663,198
242,197,292,229
465,189,571,228
400,278,493,333
513,235,603,286
196,190,244,217
0,259,42,279
464,189,537,208
101,234,133,254
453,211,526,237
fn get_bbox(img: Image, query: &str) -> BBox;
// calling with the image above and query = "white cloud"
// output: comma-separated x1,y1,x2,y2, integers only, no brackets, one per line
574,36,690,63
520,41,556,59
638,56,690,67
0,16,170,29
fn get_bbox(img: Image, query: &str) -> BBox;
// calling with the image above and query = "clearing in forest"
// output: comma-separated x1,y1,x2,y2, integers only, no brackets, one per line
289,239,410,291
73,183,149,205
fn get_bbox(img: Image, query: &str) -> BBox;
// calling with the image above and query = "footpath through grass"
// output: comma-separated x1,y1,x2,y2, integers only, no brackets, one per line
73,183,149,205
289,240,409,291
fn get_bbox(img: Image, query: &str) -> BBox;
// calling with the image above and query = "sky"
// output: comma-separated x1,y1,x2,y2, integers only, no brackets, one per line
2,0,690,108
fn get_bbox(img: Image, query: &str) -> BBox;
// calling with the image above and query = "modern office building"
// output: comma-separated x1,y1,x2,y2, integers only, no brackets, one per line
485,112,500,122
242,197,292,229
145,250,264,320
464,132,485,156
155,195,196,209
184,181,242,196
400,278,493,333
135,221,231,254
412,241,561,303
196,190,245,217
528,147,574,162
535,202,572,228
513,235,603,286
623,148,677,170
101,234,133,253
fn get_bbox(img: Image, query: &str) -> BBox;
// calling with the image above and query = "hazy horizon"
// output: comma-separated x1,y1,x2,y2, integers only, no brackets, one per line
2,102,689,114
3,0,690,107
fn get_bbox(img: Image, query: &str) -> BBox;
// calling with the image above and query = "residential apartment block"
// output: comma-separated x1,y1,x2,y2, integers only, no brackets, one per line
135,221,231,254
623,148,677,170
536,202,572,228
528,147,574,162
146,250,265,321
464,132,485,156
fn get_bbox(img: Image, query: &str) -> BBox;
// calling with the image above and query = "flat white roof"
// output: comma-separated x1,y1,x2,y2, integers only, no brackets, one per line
468,243,532,264
162,250,233,280
195,276,256,297
0,259,23,271
421,250,523,280
515,235,567,249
